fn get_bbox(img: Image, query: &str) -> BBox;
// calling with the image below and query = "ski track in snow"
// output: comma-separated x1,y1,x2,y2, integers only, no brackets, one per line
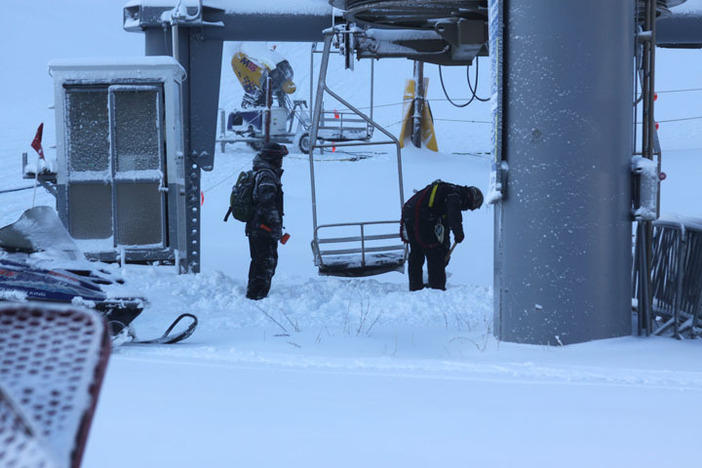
112,352,702,392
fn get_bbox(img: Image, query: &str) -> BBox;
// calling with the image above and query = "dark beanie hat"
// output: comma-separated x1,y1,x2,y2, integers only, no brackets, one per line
259,143,289,162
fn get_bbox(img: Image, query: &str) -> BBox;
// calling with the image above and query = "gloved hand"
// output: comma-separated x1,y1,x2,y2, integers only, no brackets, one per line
454,232,465,244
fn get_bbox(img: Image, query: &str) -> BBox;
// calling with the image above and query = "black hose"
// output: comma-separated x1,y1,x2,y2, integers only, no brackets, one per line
466,57,490,103
438,57,490,108
438,65,474,108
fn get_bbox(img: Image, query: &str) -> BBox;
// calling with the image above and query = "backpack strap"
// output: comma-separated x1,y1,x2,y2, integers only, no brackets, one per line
428,183,440,208
252,168,277,201
413,183,442,249
254,168,277,185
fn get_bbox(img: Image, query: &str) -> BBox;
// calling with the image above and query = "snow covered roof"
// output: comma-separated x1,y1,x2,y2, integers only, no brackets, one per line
49,55,182,69
125,0,334,16
48,56,186,82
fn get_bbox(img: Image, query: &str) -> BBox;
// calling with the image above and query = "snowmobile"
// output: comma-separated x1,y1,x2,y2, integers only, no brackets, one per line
0,206,197,345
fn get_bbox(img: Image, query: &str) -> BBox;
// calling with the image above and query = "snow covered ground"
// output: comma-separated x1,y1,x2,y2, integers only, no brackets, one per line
3,1,702,467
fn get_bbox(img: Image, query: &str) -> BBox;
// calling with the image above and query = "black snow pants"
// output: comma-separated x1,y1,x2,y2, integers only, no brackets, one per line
246,236,279,300
407,237,450,291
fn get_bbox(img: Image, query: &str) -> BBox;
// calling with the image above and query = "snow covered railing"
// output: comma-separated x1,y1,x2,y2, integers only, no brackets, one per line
317,109,373,143
0,304,111,467
311,220,407,277
635,214,702,338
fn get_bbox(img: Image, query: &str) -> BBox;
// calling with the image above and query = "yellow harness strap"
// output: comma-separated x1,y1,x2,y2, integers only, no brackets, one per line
428,184,439,208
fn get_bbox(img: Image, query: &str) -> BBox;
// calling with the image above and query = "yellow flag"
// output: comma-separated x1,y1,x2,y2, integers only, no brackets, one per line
399,78,438,151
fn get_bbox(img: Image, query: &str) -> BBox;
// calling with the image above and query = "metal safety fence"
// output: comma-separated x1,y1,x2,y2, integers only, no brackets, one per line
634,215,702,338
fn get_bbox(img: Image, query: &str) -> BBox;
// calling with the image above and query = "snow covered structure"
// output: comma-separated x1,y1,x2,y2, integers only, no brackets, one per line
108,0,698,344
121,0,338,273
657,0,702,47
490,0,701,344
490,0,635,345
49,58,188,269
118,0,489,273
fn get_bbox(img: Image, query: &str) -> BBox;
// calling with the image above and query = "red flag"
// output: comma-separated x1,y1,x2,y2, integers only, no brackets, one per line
31,123,45,160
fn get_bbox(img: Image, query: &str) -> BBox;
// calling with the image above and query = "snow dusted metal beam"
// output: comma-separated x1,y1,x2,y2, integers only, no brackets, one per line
354,27,487,65
124,0,338,42
656,9,702,48
331,0,489,65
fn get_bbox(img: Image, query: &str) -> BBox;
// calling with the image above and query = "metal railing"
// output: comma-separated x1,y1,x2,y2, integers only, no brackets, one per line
634,215,702,338
318,109,373,142
311,220,407,277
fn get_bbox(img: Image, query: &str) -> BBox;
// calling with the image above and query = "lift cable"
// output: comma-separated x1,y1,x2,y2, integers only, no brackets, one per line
651,115,702,123
0,186,34,196
656,87,702,94
202,161,250,193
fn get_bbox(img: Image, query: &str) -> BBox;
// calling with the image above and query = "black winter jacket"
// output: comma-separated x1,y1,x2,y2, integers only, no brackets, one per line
245,155,284,239
401,182,465,248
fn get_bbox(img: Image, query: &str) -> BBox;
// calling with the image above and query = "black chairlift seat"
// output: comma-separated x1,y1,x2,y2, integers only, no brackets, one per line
311,221,407,277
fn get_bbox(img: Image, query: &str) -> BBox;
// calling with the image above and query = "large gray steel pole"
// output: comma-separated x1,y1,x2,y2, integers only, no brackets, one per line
145,27,222,273
494,0,635,345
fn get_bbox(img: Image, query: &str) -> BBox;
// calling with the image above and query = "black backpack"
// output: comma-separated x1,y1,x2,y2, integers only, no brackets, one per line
400,180,443,247
223,169,274,223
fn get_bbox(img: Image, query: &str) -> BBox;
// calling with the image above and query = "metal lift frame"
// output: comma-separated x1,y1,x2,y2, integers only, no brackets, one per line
633,0,663,336
308,28,407,277
309,42,375,152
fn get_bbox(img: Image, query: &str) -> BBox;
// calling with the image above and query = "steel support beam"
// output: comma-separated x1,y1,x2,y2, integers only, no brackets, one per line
128,2,336,273
494,0,635,345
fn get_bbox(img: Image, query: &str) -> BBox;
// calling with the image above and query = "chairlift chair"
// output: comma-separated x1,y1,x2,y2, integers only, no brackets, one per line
308,27,407,277
312,220,407,277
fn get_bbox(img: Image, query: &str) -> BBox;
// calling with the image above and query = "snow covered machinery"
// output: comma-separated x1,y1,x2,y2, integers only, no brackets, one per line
218,45,375,153
0,207,197,345
218,46,313,153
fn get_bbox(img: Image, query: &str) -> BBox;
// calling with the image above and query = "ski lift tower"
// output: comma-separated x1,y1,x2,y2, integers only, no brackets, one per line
121,0,486,274
330,0,689,345
116,0,693,345
488,0,639,345
122,0,338,272
489,0,691,345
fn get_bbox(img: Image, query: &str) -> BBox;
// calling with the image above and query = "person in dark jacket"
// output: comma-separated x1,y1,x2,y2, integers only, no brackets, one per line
401,181,483,291
245,143,287,300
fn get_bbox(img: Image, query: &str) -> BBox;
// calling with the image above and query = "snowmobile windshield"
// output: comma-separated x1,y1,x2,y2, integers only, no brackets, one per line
0,206,84,261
